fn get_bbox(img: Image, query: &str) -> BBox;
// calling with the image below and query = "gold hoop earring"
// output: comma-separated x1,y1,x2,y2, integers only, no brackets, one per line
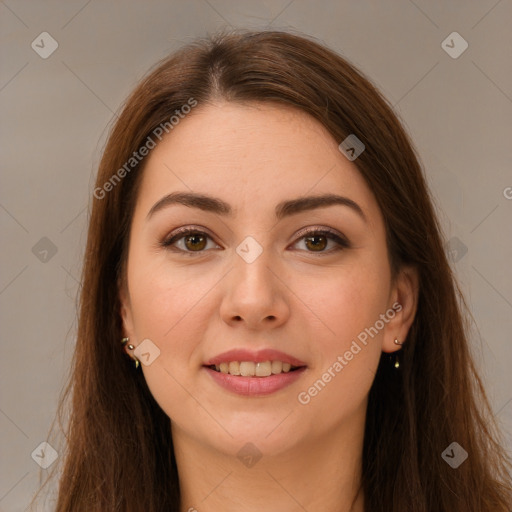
120,337,140,369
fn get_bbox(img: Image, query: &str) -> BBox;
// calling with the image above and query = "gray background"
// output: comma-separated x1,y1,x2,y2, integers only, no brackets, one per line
1,1,511,510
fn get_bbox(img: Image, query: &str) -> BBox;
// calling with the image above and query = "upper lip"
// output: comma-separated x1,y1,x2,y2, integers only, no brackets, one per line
204,349,307,367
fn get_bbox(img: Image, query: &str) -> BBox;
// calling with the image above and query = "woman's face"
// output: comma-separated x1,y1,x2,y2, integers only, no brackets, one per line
120,101,416,457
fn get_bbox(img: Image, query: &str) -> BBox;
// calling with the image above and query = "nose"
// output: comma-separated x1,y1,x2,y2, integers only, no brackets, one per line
219,247,290,330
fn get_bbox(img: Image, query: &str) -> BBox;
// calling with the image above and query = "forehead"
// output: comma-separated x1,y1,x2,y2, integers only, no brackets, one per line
134,101,382,230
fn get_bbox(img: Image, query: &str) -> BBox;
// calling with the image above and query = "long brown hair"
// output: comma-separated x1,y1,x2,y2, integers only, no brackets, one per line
31,28,511,511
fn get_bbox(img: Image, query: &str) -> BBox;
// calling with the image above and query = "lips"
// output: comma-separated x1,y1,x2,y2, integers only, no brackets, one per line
202,348,307,396
203,348,307,368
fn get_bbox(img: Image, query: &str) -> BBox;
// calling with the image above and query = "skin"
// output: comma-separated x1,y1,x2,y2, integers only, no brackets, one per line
120,101,419,512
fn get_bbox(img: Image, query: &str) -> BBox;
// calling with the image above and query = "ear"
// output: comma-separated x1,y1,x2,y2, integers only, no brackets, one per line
382,265,419,353
119,277,136,356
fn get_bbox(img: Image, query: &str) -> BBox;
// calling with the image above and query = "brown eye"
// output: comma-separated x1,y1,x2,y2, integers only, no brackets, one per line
292,228,350,254
183,233,207,251
303,234,328,252
162,229,218,253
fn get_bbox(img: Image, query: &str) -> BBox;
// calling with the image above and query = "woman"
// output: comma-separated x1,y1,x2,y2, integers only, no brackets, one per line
32,29,511,511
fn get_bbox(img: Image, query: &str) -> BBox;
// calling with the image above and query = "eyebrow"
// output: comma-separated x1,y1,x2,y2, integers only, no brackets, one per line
146,191,367,223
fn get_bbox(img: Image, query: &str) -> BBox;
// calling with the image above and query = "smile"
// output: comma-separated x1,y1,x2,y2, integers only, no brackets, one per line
203,348,307,395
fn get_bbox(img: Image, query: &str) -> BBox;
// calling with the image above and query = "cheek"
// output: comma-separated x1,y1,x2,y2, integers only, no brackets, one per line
291,256,390,407
127,245,218,341
294,255,391,348
125,247,227,409
126,252,219,425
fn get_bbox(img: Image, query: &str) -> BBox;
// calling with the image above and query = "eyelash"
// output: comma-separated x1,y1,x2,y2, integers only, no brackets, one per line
161,226,351,256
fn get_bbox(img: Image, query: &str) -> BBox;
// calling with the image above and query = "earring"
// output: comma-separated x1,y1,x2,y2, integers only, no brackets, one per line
120,337,140,369
393,338,403,369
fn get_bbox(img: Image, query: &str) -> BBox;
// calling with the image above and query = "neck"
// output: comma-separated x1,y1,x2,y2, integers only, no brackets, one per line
172,411,366,512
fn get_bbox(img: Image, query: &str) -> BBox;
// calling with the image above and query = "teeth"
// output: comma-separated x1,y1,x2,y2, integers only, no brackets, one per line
228,361,241,375
240,361,255,377
271,360,282,374
211,360,298,377
255,361,271,377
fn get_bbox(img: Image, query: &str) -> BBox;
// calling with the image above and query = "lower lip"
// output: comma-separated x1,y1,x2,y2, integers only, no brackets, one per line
203,366,307,396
